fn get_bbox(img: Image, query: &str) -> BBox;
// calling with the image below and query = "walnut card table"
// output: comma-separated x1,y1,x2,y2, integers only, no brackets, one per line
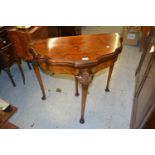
30,33,123,123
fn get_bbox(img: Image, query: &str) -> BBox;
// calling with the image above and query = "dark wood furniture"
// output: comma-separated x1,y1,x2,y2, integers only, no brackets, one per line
8,26,81,59
30,33,123,123
7,26,81,85
7,26,49,61
144,108,155,129
0,105,18,129
130,27,155,128
140,26,152,51
0,27,25,86
58,26,81,36
48,26,81,37
7,26,49,84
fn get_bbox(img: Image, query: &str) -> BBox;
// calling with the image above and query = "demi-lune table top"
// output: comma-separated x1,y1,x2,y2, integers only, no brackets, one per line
30,33,121,67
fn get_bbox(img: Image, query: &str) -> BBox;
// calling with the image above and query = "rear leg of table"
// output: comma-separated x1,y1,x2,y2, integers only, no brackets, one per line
105,64,114,92
75,76,79,96
17,61,25,85
4,68,16,87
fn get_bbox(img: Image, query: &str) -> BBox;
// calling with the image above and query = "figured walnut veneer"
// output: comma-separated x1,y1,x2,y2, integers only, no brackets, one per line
30,33,123,123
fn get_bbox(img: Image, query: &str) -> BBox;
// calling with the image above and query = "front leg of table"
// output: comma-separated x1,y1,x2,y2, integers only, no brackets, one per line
77,71,93,124
32,60,46,100
105,63,114,92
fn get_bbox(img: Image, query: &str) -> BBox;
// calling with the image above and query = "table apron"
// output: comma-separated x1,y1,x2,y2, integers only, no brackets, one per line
38,57,117,76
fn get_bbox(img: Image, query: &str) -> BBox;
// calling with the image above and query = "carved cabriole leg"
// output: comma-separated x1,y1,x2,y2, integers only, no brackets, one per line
32,60,46,100
17,61,25,85
4,68,16,87
105,63,114,92
77,70,93,124
75,76,79,96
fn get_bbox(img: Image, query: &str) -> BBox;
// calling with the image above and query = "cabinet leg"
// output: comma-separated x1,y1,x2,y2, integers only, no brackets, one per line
75,76,79,96
17,62,25,85
105,64,114,92
32,60,46,100
77,71,93,124
4,68,16,87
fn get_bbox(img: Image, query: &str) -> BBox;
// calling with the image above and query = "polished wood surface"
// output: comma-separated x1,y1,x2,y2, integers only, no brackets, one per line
6,26,49,85
1,121,18,129
31,33,121,68
7,26,49,61
0,26,25,86
30,33,122,123
144,107,155,129
0,105,18,129
7,26,81,61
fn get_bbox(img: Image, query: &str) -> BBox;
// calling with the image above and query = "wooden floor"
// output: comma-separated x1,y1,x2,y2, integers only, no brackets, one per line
0,105,18,129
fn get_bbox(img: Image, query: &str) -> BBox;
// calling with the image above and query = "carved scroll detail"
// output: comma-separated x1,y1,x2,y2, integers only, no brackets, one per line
77,71,93,88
